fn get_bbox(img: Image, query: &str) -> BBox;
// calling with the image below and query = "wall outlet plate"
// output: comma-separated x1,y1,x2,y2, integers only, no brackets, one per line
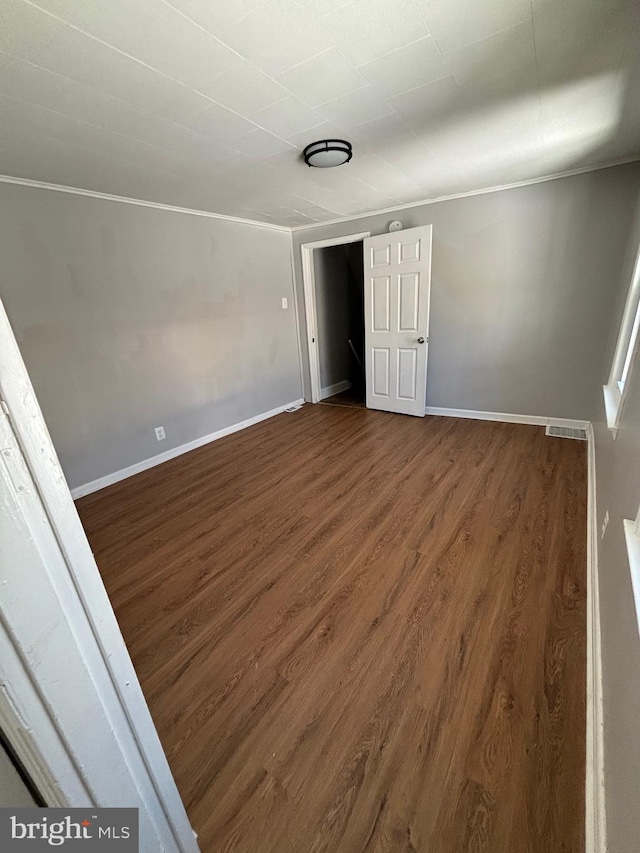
155,426,166,441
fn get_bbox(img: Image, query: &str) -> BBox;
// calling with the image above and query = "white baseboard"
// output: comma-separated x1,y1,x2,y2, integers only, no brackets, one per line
586,423,607,853
71,398,305,499
320,380,351,400
424,406,590,431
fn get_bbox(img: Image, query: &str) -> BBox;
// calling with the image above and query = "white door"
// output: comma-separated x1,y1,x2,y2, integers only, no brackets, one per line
364,225,432,416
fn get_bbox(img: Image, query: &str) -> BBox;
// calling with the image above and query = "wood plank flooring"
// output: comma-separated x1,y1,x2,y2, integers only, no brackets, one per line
77,404,586,853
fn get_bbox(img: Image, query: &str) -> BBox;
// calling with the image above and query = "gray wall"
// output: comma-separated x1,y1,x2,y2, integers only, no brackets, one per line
293,163,640,421
313,245,351,392
0,183,301,490
593,189,640,853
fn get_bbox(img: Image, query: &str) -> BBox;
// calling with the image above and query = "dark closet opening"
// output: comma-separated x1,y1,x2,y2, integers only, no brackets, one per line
313,240,365,409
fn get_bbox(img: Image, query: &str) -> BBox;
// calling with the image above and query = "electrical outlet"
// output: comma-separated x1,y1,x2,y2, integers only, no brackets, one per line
281,297,288,309
601,510,609,540
155,426,166,441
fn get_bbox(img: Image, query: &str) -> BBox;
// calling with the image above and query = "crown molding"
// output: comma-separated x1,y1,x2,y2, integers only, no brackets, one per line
2,156,639,235
290,156,640,233
0,175,291,233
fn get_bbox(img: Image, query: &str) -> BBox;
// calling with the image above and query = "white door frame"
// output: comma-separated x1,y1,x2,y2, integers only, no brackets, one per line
0,297,198,852
300,231,370,403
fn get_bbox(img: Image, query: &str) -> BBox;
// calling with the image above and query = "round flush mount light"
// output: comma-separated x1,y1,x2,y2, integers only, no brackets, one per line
303,139,352,168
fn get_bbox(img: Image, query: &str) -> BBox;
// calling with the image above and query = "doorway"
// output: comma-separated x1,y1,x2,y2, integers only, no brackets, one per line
301,231,370,405
301,226,433,417
313,240,366,409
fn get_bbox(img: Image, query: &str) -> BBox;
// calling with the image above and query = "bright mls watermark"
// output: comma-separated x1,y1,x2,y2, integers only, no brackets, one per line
0,808,138,850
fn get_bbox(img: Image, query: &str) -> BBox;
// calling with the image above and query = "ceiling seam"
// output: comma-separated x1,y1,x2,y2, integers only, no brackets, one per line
0,93,222,170
18,0,324,148
0,49,286,164
408,0,461,92
158,0,324,133
157,0,380,150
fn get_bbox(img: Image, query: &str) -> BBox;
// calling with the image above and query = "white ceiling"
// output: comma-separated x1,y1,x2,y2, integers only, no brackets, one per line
1,0,639,228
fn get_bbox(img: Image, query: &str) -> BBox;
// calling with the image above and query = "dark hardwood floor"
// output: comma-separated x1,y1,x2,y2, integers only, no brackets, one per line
77,404,586,853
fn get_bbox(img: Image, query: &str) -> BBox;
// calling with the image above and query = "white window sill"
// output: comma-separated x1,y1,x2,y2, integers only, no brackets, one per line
623,519,640,641
603,383,621,436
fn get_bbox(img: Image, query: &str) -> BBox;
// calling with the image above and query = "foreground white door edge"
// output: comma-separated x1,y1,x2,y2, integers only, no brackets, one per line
363,225,432,416
0,297,198,852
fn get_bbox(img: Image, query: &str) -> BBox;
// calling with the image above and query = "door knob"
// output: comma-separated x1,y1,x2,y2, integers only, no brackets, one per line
417,336,425,344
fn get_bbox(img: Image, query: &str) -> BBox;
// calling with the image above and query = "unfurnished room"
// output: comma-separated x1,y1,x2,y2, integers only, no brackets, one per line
1,1,640,852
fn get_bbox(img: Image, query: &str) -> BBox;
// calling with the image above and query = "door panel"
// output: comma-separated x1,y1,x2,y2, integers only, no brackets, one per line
372,276,390,331
399,273,419,331
364,225,432,416
399,238,420,262
398,348,417,400
371,244,391,267
372,348,390,396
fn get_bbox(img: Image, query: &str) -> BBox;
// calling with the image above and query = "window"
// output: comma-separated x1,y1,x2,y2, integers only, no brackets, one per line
623,507,640,638
604,241,640,432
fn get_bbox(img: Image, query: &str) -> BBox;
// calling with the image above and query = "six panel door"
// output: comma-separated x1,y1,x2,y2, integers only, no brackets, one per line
363,225,432,416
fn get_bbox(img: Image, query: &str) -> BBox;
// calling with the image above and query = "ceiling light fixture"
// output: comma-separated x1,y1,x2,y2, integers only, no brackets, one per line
303,139,352,168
